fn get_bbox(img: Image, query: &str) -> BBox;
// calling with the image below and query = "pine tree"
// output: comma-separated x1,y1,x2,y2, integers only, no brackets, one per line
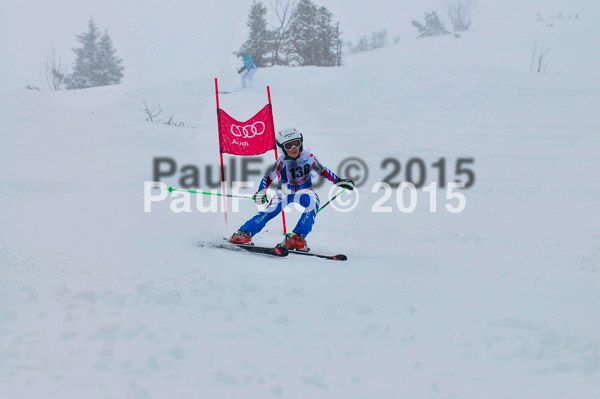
242,1,271,67
66,19,124,89
285,0,318,65
283,0,340,66
66,19,101,89
96,31,124,86
315,6,336,66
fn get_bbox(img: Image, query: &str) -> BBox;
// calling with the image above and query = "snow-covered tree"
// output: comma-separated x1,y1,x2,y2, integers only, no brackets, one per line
284,0,339,66
238,0,341,67
242,1,272,67
96,31,125,86
66,19,124,89
314,6,337,66
285,0,318,65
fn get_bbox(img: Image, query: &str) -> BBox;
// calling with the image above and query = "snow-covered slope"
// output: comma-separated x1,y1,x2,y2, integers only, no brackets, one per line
1,3,599,398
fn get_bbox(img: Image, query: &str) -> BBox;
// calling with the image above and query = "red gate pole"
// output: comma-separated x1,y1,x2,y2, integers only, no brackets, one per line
267,86,287,235
215,78,228,224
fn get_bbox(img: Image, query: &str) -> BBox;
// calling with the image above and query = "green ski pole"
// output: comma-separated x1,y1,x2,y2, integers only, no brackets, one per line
165,186,256,201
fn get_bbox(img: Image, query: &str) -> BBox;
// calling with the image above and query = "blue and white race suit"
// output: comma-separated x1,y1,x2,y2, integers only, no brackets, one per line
239,148,340,237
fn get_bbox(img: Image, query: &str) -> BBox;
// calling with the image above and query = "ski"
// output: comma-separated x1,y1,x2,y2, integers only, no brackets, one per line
197,240,288,257
282,247,347,261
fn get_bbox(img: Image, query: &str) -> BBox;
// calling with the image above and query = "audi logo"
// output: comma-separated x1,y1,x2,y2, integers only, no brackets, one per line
230,122,265,139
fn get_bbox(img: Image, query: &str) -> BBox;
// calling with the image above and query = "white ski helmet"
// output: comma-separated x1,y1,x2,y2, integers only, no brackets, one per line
276,127,303,151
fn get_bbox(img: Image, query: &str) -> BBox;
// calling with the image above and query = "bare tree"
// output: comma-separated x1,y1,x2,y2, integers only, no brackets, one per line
530,42,552,73
270,0,297,65
446,0,473,32
334,22,343,66
45,49,68,91
142,101,162,122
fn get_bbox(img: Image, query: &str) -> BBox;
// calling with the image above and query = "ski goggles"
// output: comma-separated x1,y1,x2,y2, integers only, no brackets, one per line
283,139,302,151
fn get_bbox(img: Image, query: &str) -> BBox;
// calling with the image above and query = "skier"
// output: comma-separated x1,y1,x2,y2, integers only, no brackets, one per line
229,127,354,250
237,50,257,89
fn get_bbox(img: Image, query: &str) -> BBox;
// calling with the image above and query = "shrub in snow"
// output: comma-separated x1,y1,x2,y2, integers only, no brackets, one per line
446,0,473,32
45,49,68,91
536,12,579,28
349,30,388,53
530,43,552,74
412,12,450,38
141,101,195,128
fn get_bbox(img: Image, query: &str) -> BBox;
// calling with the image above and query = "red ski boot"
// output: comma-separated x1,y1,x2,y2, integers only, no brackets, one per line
229,230,252,245
283,233,308,251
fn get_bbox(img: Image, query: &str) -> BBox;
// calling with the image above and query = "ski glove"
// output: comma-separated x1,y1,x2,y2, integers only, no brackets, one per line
337,179,355,190
238,66,246,74
254,189,268,205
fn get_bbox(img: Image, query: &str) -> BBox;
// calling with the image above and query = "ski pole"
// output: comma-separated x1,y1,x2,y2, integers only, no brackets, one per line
166,186,255,201
317,189,346,213
317,182,355,214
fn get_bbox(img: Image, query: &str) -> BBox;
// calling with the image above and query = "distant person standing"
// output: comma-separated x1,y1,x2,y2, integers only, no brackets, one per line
238,50,257,89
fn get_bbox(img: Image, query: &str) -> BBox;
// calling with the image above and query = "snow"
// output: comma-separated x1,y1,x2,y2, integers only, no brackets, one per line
1,1,600,398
